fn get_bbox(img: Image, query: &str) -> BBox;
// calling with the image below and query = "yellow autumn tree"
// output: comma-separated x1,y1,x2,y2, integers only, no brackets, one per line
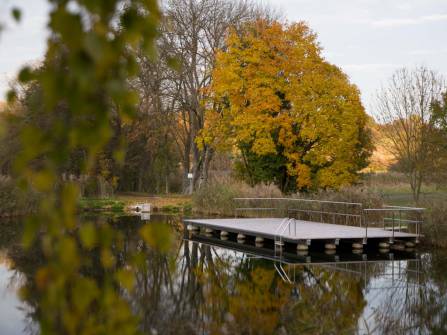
201,19,371,191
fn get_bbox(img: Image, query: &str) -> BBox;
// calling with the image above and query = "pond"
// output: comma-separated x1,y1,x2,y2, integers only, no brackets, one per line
0,214,446,335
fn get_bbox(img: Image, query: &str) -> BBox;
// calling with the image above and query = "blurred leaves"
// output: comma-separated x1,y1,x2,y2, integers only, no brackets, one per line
116,268,135,292
8,0,161,334
18,66,33,82
139,223,172,253
6,89,17,104
11,7,21,22
79,222,97,249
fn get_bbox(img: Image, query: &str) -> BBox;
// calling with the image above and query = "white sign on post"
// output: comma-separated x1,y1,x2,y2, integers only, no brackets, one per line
187,173,194,194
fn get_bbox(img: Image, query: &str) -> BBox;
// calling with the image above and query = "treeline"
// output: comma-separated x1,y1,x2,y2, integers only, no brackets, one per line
1,0,373,196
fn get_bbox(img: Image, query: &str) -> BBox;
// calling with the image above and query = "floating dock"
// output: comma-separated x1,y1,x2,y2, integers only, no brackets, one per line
184,218,418,243
184,218,418,246
183,198,423,252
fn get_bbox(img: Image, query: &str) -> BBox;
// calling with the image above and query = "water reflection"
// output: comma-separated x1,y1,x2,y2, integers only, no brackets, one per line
0,221,38,335
0,214,446,334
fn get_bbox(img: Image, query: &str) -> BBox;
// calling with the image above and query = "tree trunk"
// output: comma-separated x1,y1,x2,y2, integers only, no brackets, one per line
165,174,169,194
409,169,422,204
182,154,191,194
137,168,144,192
190,142,214,193
181,116,192,194
197,146,214,189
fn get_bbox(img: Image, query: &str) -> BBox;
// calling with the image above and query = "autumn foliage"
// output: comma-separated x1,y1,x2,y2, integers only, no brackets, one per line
202,19,372,191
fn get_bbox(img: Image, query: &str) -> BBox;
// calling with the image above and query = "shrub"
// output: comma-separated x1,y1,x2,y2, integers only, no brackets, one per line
110,202,125,212
362,172,410,188
80,176,115,198
302,186,384,209
161,205,181,213
193,177,281,215
290,187,385,226
182,202,193,214
193,179,387,221
421,199,447,248
193,181,237,215
0,176,40,217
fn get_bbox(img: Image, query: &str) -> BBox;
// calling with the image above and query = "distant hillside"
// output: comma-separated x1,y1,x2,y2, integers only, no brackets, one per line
365,117,396,173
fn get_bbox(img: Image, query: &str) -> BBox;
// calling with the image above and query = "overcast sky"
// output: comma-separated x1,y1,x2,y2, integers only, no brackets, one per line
1,0,446,114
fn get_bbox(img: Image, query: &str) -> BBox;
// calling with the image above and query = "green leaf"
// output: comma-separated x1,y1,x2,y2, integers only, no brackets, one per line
139,223,172,253
18,66,33,82
100,248,115,268
6,89,17,104
116,269,135,291
11,7,21,22
79,222,97,249
167,56,181,71
72,278,98,313
22,217,39,249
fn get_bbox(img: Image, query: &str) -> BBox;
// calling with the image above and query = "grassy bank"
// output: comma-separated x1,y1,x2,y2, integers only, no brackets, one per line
3,173,446,248
362,172,447,206
79,193,193,214
117,192,192,214
78,198,126,213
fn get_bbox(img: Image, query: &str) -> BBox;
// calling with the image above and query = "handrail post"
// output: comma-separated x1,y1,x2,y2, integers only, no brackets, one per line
391,211,395,244
320,202,323,223
295,218,297,236
364,210,368,244
417,210,422,243
399,210,402,232
345,203,348,225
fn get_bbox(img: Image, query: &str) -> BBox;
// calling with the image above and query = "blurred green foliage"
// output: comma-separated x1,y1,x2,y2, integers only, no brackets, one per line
7,1,162,334
0,177,40,216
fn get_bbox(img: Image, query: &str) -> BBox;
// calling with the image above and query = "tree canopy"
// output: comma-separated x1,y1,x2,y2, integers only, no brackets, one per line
201,19,372,192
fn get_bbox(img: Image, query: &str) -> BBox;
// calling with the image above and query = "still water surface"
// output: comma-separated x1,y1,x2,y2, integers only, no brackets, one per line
0,214,446,335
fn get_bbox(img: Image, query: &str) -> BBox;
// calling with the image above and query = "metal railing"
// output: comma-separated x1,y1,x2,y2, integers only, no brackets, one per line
233,197,424,243
234,197,363,226
274,218,294,258
274,262,292,283
234,207,277,218
363,206,424,243
273,258,422,286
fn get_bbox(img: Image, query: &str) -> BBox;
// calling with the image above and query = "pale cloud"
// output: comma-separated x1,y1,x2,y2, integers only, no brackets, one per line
409,49,447,56
372,14,447,27
322,50,345,58
0,0,49,100
341,63,399,72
